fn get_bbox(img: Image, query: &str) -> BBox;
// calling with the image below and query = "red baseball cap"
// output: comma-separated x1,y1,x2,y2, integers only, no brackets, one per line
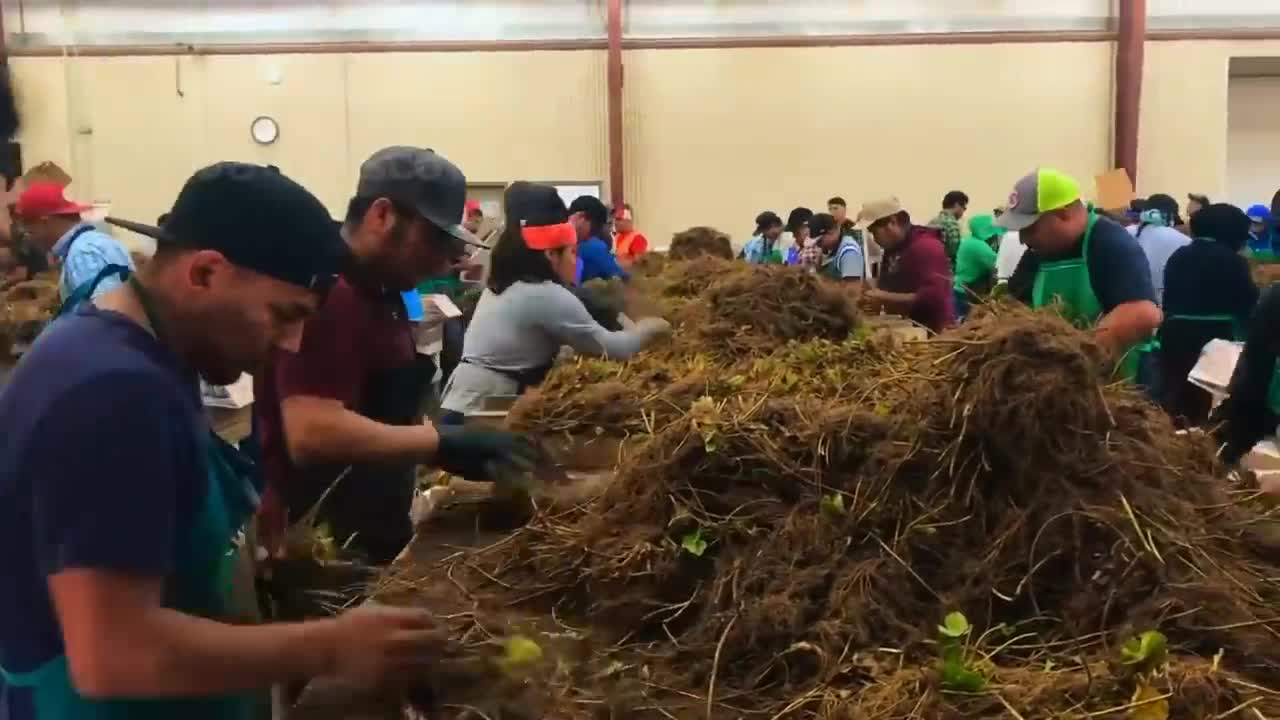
464,199,481,216
16,182,92,220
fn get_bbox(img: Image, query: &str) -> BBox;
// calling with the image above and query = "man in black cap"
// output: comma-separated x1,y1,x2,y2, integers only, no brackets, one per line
255,146,535,564
0,163,448,718
568,195,626,283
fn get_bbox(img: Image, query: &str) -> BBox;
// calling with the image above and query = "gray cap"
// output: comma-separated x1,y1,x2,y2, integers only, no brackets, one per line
356,146,483,250
996,168,1082,231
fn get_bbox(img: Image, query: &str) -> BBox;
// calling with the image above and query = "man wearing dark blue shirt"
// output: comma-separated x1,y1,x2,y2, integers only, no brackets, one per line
1001,169,1161,375
0,163,447,719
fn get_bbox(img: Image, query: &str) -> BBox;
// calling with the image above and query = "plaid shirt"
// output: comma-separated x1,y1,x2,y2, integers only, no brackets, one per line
795,242,823,270
930,211,963,265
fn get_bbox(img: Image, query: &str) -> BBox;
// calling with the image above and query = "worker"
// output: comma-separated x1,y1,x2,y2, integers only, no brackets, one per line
1128,193,1190,305
857,197,954,333
993,206,1027,285
741,211,785,264
1219,283,1280,465
0,66,18,140
1160,203,1258,427
929,190,969,265
14,182,134,311
1,224,49,289
254,147,536,565
952,213,1004,320
612,204,649,269
1000,168,1161,379
809,212,863,283
1186,193,1210,221
1247,204,1274,254
439,181,670,422
569,195,626,284
826,197,857,237
1123,198,1147,227
783,207,814,266
0,162,448,719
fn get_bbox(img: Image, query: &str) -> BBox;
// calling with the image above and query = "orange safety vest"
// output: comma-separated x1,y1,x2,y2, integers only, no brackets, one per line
615,231,646,259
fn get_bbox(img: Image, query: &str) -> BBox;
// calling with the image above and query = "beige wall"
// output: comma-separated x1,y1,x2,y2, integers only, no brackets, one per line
623,43,1115,247
1227,75,1280,207
12,38,1280,254
1140,39,1280,206
10,51,607,250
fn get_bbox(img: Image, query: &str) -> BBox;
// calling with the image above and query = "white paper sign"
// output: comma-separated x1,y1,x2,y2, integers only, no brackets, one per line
554,183,601,208
1188,339,1243,400
411,294,464,355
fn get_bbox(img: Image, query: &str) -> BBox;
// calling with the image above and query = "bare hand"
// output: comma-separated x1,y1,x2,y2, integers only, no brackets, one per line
859,289,886,312
324,605,449,685
638,317,672,337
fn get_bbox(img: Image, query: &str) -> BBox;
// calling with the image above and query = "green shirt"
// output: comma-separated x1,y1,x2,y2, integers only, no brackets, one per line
953,235,998,292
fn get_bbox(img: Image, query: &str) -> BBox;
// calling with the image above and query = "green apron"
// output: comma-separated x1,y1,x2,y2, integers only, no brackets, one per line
1031,213,1145,381
0,277,259,719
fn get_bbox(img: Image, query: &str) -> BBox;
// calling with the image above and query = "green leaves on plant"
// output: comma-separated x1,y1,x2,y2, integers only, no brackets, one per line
938,612,971,639
940,660,986,692
1120,630,1168,673
820,493,846,517
936,611,985,692
495,635,544,679
681,529,708,557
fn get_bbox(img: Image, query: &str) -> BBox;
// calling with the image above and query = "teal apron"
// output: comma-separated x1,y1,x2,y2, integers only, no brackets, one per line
0,277,260,719
1031,213,1146,382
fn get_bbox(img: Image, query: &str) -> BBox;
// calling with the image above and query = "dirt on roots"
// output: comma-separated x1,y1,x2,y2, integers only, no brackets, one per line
668,227,735,261
381,261,1280,720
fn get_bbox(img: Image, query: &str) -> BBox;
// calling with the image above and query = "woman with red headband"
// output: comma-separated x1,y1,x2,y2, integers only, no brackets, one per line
438,183,670,423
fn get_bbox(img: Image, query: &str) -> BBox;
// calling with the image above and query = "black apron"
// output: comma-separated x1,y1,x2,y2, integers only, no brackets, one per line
309,299,435,565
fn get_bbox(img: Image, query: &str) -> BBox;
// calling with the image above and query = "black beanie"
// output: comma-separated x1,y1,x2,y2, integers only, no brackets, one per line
1190,203,1251,252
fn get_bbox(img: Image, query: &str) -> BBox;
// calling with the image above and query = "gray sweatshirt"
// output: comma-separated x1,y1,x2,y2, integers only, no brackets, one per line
440,281,664,415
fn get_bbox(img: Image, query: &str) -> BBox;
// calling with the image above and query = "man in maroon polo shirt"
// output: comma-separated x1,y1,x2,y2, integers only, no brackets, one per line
255,147,534,564
856,197,955,333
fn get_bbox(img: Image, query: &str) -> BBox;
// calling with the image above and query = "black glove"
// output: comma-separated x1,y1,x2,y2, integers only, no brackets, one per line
435,427,538,485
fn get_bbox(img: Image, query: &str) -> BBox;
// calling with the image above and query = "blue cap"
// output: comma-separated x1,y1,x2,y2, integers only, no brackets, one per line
1246,204,1271,223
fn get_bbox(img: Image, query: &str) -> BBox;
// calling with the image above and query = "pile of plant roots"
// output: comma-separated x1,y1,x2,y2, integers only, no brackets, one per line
0,277,59,356
380,260,1280,719
668,226,735,261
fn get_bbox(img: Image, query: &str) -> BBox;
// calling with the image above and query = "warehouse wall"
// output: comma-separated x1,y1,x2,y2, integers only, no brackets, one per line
12,37,1280,253
9,51,608,249
1139,39,1280,205
623,42,1114,247
1227,75,1280,207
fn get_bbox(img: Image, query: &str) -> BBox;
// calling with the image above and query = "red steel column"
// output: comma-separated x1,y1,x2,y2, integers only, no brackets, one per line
1114,0,1146,183
606,0,624,209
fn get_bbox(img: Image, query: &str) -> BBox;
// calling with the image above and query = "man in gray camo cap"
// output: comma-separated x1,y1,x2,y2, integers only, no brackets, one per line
255,147,535,565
